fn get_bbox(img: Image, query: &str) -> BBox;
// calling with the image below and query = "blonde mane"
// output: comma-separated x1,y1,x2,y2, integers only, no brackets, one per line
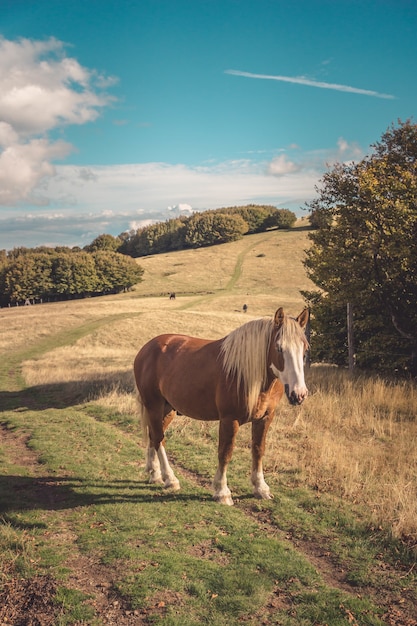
220,317,273,417
220,314,308,417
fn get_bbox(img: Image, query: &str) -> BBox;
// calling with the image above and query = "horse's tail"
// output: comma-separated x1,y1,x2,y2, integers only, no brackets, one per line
137,392,150,446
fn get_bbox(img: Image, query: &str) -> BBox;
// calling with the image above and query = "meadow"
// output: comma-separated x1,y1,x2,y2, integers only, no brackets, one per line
1,223,416,625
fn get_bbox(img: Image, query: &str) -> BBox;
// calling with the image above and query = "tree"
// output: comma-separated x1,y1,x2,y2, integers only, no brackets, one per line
262,208,297,229
52,253,99,297
84,234,121,253
92,251,144,292
184,212,248,247
2,256,38,303
304,120,417,375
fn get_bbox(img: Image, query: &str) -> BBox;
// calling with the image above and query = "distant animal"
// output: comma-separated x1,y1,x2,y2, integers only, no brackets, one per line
169,292,176,300
242,304,248,313
134,307,309,505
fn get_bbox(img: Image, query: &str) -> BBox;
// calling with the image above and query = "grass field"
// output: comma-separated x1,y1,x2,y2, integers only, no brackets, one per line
1,225,416,625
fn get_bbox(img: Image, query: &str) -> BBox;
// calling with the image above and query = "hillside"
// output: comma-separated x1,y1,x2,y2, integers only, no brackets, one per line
133,221,315,317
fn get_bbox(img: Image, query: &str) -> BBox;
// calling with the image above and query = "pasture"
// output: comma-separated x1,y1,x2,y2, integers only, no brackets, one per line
1,225,416,625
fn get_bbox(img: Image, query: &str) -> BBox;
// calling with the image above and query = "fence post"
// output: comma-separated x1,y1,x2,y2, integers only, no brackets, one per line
305,310,311,368
347,302,355,371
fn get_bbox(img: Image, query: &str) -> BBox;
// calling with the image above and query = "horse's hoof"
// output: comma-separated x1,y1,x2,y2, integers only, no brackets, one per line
164,479,181,491
214,494,234,506
254,490,274,500
148,474,164,485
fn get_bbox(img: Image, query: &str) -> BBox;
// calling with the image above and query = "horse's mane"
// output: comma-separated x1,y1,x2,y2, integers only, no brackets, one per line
220,315,307,417
220,317,273,417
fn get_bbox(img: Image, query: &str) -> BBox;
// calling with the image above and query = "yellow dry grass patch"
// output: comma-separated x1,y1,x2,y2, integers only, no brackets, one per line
133,226,313,314
264,367,417,541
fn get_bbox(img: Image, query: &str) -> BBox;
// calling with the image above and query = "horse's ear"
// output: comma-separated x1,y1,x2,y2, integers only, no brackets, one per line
274,307,285,327
297,308,309,329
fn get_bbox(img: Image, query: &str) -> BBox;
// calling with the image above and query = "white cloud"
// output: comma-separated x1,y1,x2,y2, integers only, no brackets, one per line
167,203,194,215
267,154,300,176
0,37,115,135
0,37,115,206
0,137,72,205
225,69,395,100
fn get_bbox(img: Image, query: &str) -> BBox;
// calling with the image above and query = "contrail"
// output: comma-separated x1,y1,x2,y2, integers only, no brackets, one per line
225,69,395,100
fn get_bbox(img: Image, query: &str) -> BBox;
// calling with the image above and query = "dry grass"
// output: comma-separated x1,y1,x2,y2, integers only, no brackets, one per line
264,367,417,543
132,225,314,315
3,226,417,544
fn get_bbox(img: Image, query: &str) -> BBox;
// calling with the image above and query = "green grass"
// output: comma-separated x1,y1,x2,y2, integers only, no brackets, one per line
0,400,403,624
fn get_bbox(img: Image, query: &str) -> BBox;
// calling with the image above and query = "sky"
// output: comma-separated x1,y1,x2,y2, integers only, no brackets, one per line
0,0,416,250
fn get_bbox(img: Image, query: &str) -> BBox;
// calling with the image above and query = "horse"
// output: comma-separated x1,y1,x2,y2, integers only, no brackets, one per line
133,307,309,505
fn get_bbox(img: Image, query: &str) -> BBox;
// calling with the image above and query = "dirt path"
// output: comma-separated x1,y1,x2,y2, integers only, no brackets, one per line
0,423,149,625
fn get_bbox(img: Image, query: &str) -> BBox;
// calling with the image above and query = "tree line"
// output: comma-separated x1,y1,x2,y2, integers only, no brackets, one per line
0,205,295,307
303,119,417,377
0,248,144,307
118,205,297,257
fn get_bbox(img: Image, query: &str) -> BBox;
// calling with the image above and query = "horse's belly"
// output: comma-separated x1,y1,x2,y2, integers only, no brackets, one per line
166,395,220,422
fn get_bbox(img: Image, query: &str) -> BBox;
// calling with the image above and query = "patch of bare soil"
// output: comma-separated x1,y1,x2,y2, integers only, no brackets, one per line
63,553,148,625
0,422,41,470
188,538,231,565
0,575,58,626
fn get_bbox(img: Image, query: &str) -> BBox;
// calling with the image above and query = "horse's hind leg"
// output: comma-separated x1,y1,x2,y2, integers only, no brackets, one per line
146,407,180,491
145,446,164,484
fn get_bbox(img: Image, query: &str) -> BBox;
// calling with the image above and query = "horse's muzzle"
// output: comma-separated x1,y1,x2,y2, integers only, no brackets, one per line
285,385,308,405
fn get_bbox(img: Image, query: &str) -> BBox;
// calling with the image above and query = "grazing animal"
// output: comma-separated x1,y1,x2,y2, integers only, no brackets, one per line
134,307,309,505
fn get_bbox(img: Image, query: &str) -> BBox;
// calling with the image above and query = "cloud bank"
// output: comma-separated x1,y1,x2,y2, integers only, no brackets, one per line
0,136,362,249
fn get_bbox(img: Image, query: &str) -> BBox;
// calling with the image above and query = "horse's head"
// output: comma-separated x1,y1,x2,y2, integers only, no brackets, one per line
270,307,309,405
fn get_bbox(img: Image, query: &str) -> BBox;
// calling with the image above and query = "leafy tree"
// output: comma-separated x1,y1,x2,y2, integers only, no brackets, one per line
92,251,144,292
31,254,55,300
2,256,38,303
262,208,297,229
304,120,417,375
215,205,295,233
184,212,248,247
223,205,273,233
84,234,121,253
52,253,99,297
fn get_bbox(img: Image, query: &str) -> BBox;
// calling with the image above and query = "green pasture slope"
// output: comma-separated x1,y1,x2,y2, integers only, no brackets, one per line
1,228,416,625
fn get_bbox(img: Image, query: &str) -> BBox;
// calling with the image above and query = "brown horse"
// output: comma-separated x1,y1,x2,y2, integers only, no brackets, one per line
134,307,309,505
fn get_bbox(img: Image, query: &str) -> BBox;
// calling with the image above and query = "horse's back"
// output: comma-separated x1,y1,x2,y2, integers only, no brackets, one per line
134,333,224,420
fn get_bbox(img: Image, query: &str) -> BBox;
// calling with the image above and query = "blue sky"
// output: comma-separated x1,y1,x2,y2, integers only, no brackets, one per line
0,0,416,249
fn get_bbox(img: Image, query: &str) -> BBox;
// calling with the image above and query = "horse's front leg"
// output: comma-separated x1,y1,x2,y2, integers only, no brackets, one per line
213,418,239,505
251,414,274,500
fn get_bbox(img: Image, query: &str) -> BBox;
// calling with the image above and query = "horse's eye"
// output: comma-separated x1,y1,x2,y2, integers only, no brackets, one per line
276,344,283,354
